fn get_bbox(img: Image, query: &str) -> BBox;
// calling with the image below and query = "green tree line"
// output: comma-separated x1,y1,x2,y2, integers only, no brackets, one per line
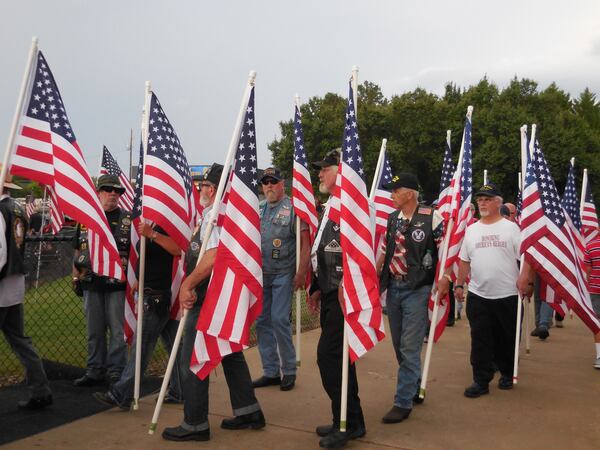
268,78,600,205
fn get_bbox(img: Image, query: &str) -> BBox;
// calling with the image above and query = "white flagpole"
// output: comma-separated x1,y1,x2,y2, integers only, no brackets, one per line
518,169,531,355
445,130,459,322
133,81,152,410
420,106,472,400
34,187,48,288
294,93,303,367
569,157,576,319
369,139,387,199
581,168,588,226
483,169,488,185
513,124,532,384
149,70,257,434
0,37,38,193
339,66,359,434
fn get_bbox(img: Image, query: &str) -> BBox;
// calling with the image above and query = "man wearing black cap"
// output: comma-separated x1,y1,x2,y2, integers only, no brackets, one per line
377,173,445,424
438,183,521,398
162,163,265,442
252,167,310,392
1,171,53,409
72,174,131,387
308,148,366,448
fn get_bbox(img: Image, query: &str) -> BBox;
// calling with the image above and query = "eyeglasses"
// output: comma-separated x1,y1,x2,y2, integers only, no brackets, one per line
261,179,280,186
100,186,122,194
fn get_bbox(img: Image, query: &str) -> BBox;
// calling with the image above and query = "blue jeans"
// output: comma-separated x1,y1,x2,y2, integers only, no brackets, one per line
386,280,430,409
82,288,127,379
0,304,51,398
256,272,296,377
110,296,183,406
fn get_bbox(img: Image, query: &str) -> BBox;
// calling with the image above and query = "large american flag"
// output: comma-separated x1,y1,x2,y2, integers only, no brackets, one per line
337,82,384,361
100,145,134,211
437,131,455,222
581,171,599,245
520,141,600,334
124,142,143,344
444,108,473,278
191,87,263,380
291,104,318,241
142,93,196,252
10,50,122,279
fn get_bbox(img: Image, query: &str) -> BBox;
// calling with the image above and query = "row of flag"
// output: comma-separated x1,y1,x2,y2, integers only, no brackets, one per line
4,43,600,385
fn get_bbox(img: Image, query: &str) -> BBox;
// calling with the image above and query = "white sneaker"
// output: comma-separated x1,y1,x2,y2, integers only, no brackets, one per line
594,358,600,369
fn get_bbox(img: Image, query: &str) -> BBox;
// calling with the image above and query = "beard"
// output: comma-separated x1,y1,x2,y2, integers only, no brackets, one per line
319,182,330,194
265,190,278,203
479,209,489,217
199,193,211,207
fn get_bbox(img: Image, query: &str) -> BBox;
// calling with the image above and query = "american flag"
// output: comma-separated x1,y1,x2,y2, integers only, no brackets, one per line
444,108,474,278
142,92,196,252
100,146,134,211
372,146,394,239
437,131,455,222
124,142,143,344
10,50,122,279
25,194,36,219
191,87,262,380
581,171,599,245
291,104,318,241
337,82,385,361
47,185,64,234
520,141,600,334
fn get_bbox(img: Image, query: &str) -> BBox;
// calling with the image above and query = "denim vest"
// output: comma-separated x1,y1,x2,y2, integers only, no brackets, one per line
260,196,296,274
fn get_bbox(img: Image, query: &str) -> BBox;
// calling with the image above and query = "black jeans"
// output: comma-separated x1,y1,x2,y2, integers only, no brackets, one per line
466,292,518,386
317,291,364,430
180,301,260,430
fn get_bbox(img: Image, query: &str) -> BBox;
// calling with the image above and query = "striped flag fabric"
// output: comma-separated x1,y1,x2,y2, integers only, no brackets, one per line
100,146,134,211
10,50,122,279
437,132,455,222
337,82,385,361
444,109,474,278
291,104,318,241
191,87,263,380
142,92,196,252
47,185,64,234
372,150,394,238
520,140,600,334
25,194,36,219
124,142,143,344
581,173,599,245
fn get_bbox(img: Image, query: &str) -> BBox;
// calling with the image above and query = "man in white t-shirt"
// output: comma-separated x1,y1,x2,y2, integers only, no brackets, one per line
438,183,521,398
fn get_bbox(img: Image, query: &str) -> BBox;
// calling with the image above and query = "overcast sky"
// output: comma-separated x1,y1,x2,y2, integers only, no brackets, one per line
2,0,600,174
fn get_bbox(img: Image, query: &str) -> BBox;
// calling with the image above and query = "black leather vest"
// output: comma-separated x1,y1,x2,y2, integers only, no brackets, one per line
317,219,343,295
184,225,209,301
380,206,438,291
0,197,27,279
74,208,132,284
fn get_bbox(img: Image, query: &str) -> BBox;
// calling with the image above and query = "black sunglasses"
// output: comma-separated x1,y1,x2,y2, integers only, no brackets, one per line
100,186,123,194
261,179,280,185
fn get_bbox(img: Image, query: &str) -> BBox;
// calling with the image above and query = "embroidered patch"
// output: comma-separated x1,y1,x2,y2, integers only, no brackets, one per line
417,207,432,215
324,239,342,252
411,229,425,242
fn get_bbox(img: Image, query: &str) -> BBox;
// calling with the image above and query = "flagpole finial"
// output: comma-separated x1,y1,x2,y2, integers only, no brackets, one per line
570,157,575,166
248,70,257,85
466,105,474,118
446,129,451,140
294,94,301,109
32,36,38,45
520,124,527,133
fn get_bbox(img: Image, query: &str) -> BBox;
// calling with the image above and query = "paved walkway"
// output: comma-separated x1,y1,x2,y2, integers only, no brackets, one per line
5,305,600,449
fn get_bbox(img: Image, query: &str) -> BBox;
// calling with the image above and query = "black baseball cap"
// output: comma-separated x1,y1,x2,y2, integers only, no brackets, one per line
259,167,283,182
475,183,502,198
383,173,420,191
203,163,224,186
97,174,125,194
312,148,341,169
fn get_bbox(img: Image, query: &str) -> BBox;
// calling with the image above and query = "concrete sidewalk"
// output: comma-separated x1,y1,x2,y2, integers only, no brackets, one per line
5,309,600,449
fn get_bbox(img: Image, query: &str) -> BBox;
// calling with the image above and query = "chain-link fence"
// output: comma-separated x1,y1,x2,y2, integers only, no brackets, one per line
0,233,321,387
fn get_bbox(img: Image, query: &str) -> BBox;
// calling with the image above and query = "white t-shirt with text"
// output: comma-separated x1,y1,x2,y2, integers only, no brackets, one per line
459,218,520,299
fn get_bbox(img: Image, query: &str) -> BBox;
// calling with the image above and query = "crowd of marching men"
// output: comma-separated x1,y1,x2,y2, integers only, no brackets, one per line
1,39,599,448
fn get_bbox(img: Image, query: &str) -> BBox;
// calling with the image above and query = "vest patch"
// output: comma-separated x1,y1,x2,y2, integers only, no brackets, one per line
417,207,432,215
324,239,342,252
13,218,24,248
411,229,425,242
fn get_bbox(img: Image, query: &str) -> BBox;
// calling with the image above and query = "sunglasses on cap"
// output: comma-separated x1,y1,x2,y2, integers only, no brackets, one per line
261,178,280,185
99,186,123,194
